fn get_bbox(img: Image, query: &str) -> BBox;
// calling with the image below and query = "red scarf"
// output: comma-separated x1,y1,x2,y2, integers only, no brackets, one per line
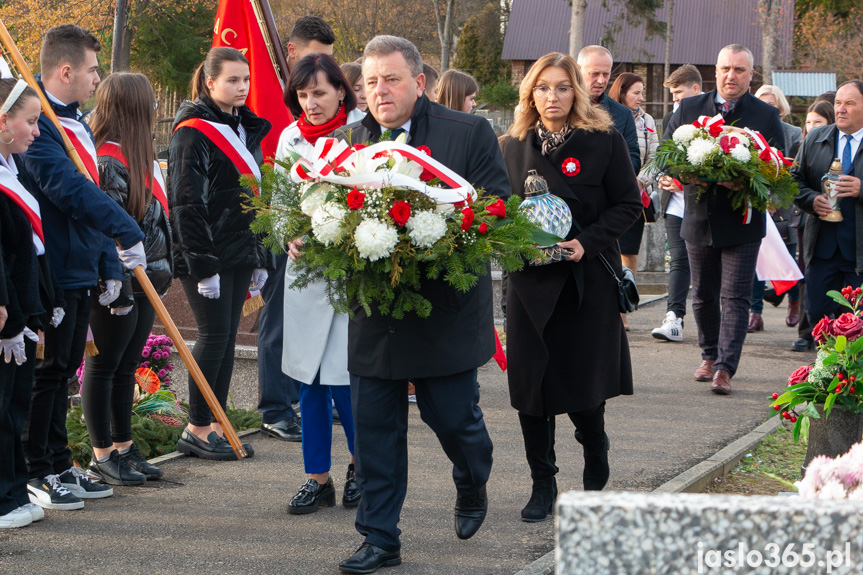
296,105,347,145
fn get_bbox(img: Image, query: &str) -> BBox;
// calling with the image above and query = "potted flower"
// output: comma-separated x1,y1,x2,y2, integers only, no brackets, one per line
770,286,863,470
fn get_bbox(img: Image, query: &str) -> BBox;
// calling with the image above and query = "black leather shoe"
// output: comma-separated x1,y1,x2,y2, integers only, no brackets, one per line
88,450,146,486
791,337,814,352
339,542,401,574
261,418,301,442
213,434,254,457
288,477,336,514
120,442,163,479
177,429,237,461
343,463,361,508
454,484,487,540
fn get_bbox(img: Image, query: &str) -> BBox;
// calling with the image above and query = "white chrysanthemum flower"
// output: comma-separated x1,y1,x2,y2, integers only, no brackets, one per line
686,138,718,165
354,219,399,261
672,124,698,144
406,210,448,248
300,183,335,216
730,145,751,162
310,201,347,245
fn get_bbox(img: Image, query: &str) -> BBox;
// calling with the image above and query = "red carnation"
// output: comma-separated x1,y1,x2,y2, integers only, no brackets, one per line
346,188,365,210
486,198,506,219
788,365,812,386
708,123,723,138
478,222,489,234
719,135,732,154
812,316,833,344
759,148,772,162
833,312,863,341
388,201,412,226
461,207,475,231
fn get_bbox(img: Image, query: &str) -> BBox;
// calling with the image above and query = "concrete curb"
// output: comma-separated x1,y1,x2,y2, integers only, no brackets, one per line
513,415,784,575
147,427,261,467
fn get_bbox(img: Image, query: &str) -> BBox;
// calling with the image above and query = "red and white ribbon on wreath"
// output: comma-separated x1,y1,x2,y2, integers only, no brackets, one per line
696,114,725,134
290,138,476,204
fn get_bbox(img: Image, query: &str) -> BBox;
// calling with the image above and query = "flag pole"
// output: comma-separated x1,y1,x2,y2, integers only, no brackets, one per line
249,0,289,87
0,18,248,459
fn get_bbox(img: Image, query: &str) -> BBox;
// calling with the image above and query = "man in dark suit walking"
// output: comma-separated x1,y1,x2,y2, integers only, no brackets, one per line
794,81,863,324
335,35,509,574
664,44,785,395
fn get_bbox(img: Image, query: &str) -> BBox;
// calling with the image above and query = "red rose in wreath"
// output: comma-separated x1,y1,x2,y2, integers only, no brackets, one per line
833,312,863,341
478,222,489,234
486,198,506,219
461,207,475,231
388,201,412,226
812,316,833,344
346,187,366,210
787,365,812,386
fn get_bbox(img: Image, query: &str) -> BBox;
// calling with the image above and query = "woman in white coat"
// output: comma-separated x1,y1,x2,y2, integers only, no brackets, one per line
277,53,365,514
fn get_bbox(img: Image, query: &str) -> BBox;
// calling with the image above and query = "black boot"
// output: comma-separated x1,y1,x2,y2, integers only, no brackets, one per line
571,404,610,491
342,463,361,508
520,476,557,522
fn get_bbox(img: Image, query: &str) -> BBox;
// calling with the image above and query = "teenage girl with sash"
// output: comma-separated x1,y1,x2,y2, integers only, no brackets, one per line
79,72,171,485
170,47,272,460
0,78,66,526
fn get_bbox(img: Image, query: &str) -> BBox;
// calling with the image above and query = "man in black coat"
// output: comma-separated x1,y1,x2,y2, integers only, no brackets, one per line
793,81,863,330
576,45,640,174
335,35,509,574
663,44,785,395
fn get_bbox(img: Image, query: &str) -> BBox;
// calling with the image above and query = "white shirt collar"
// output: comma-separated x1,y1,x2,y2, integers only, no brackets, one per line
839,125,863,142
44,89,81,119
0,153,16,176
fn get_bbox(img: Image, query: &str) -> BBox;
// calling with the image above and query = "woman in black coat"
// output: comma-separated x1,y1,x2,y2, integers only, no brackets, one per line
169,47,271,460
499,53,642,522
81,72,172,486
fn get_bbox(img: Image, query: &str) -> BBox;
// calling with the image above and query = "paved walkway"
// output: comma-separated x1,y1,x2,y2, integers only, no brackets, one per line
0,298,809,574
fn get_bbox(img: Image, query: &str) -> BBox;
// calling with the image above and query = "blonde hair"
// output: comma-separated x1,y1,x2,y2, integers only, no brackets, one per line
437,69,478,112
507,52,613,140
754,84,791,118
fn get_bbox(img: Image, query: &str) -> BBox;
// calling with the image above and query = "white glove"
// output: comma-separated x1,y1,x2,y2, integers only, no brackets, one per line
197,274,221,299
249,268,268,292
0,328,37,365
117,241,147,271
111,305,134,316
98,279,122,306
50,307,65,328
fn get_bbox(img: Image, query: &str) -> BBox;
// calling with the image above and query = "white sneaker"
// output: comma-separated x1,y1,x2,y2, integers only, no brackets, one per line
20,503,44,522
27,475,84,510
0,506,33,528
652,311,683,342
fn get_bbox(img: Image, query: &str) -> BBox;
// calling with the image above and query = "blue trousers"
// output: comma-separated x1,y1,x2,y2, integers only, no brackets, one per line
257,253,299,424
299,375,354,474
351,369,493,551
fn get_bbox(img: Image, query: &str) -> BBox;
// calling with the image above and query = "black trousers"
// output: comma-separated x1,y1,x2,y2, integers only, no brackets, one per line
25,287,92,479
181,266,253,426
517,402,605,481
805,251,863,323
256,253,299,424
0,338,36,515
81,294,156,449
665,215,690,318
350,369,493,551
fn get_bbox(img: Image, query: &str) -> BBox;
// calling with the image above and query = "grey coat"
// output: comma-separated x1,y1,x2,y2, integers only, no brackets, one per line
793,124,863,271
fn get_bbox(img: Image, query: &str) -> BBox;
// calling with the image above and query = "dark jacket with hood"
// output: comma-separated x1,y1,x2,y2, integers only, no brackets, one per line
168,95,272,280
22,80,144,290
98,155,173,296
336,94,511,380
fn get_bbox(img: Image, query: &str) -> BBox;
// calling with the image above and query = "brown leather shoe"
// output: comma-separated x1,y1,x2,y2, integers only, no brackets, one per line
747,312,764,333
786,299,800,327
711,370,732,395
694,359,716,381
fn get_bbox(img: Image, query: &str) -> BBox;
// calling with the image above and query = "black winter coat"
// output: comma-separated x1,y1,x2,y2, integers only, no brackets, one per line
663,90,785,248
98,156,173,296
500,128,642,416
336,95,511,380
169,96,272,280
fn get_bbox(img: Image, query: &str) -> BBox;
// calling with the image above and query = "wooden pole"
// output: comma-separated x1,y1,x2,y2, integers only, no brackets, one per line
0,18,247,459
257,0,289,86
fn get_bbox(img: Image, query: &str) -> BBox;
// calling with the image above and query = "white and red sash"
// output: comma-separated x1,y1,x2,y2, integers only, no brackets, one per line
174,118,261,193
58,117,99,185
0,165,43,253
97,142,169,217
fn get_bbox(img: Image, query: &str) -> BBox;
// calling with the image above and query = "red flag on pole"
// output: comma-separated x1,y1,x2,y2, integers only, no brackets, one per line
212,0,292,162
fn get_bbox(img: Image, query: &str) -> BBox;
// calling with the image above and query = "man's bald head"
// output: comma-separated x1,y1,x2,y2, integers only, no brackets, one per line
576,45,613,100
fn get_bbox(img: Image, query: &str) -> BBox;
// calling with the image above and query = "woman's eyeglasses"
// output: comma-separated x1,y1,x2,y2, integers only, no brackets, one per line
532,85,574,98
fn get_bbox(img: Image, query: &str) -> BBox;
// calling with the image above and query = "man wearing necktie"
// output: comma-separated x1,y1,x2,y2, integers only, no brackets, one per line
334,35,509,574
794,80,863,328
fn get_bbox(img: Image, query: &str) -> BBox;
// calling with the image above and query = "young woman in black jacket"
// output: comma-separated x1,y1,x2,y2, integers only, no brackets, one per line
82,72,171,485
0,79,67,525
169,47,271,460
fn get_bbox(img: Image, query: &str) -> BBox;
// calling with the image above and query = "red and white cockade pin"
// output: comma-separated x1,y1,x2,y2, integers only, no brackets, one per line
562,157,580,176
